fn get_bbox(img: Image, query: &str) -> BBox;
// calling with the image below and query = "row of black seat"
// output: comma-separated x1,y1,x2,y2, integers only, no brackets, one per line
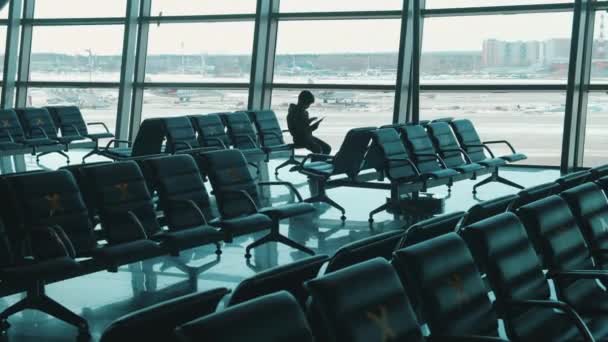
0,149,318,338
296,118,527,222
98,165,608,341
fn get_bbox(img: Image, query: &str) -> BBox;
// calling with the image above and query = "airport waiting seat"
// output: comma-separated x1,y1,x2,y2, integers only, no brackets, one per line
556,170,591,192
562,182,608,269
189,114,230,149
398,124,460,190
517,195,608,315
0,109,31,153
396,211,466,249
462,213,605,341
508,181,560,211
392,233,505,340
100,287,229,342
228,254,329,307
248,109,297,173
224,111,265,159
176,291,314,342
15,107,71,163
458,194,518,227
589,164,608,181
199,149,315,258
426,121,485,175
324,230,404,274
306,258,425,342
83,161,222,258
98,118,165,161
161,116,206,154
297,127,375,221
46,106,115,163
450,119,525,193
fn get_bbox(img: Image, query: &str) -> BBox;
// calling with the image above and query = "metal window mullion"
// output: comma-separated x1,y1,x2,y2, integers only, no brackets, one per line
128,0,151,141
2,0,23,108
114,0,140,140
393,0,415,124
15,0,34,107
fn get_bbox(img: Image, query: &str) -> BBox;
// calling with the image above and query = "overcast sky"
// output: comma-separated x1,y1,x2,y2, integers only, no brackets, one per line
20,1,579,55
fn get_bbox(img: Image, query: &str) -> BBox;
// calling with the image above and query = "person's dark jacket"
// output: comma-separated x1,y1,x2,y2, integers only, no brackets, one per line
287,103,318,144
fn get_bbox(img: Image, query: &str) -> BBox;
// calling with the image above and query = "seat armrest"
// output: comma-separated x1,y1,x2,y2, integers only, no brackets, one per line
505,299,594,342
30,126,50,139
221,189,259,214
548,269,608,281
232,133,260,148
62,123,83,137
166,199,208,226
0,128,15,143
300,153,334,166
483,140,517,154
172,141,193,152
463,143,496,158
103,139,132,150
102,209,149,242
88,122,112,134
258,181,304,202
440,148,474,164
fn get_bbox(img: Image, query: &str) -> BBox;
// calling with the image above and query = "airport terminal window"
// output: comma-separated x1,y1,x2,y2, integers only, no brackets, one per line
29,25,124,82
279,0,403,13
425,0,572,9
145,22,254,83
150,0,256,16
583,93,608,167
421,12,573,84
274,20,401,85
590,11,608,83
420,92,566,166
271,89,395,150
33,0,126,18
0,26,7,78
26,87,119,134
141,88,249,120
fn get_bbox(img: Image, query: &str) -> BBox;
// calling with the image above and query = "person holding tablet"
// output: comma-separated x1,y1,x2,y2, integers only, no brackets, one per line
287,90,331,160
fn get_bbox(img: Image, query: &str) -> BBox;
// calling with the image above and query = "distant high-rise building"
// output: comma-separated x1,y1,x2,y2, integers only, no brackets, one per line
543,38,570,64
482,39,540,67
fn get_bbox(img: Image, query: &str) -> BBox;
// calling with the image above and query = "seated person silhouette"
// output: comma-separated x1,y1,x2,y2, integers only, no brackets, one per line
287,90,331,161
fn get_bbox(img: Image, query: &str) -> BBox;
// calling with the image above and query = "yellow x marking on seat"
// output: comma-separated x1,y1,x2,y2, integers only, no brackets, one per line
447,273,468,304
115,183,129,200
45,193,62,216
366,305,396,342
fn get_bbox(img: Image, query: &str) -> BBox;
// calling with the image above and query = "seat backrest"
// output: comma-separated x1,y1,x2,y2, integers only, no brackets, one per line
0,217,15,268
392,233,498,337
331,127,374,178
556,170,591,192
131,118,166,157
198,149,261,219
229,255,329,307
589,164,608,181
561,182,608,264
60,162,111,221
84,161,162,244
325,230,404,273
449,119,488,163
397,211,465,249
5,170,97,257
517,195,595,271
460,194,518,227
224,111,258,149
0,109,26,143
306,258,424,342
144,155,215,230
509,181,560,211
162,117,199,153
16,107,59,139
46,106,88,137
461,213,551,309
400,125,442,173
249,110,285,148
371,128,419,182
101,288,229,342
426,121,467,168
189,114,230,149
176,291,314,342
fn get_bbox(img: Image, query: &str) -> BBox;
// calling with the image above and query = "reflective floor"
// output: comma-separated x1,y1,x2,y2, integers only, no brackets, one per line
0,150,560,341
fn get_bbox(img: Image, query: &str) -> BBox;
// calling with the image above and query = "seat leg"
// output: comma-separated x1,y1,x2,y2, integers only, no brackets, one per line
37,295,89,333
274,156,298,175
245,233,275,259
472,175,495,194
496,175,525,190
0,296,34,327
305,193,346,221
81,149,97,163
368,202,391,224
274,234,315,255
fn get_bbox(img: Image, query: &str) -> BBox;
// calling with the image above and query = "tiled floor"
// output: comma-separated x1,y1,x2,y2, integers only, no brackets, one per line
0,150,560,341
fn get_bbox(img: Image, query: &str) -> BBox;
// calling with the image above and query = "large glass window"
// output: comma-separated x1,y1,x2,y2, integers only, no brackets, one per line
27,88,119,134
34,0,126,18
279,0,402,13
425,0,572,9
420,92,566,166
145,22,254,83
150,0,256,16
29,25,124,82
271,89,394,150
583,92,608,166
275,20,401,85
591,10,608,82
141,88,248,120
422,13,573,84
0,26,7,78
